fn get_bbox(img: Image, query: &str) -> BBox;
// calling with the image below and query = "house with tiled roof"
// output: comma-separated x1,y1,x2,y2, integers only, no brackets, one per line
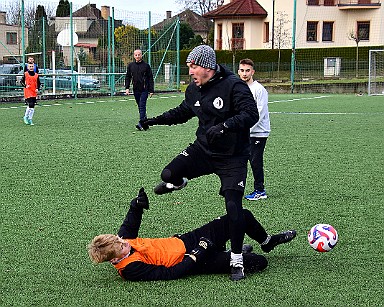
153,9,212,42
204,0,384,50
52,4,122,64
203,0,267,50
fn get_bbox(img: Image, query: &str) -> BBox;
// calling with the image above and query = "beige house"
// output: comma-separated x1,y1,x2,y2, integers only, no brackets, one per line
204,0,384,50
0,11,29,62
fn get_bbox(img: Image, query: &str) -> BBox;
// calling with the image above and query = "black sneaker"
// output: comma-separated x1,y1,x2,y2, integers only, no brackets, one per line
230,265,245,281
154,178,188,195
261,230,297,253
136,123,144,131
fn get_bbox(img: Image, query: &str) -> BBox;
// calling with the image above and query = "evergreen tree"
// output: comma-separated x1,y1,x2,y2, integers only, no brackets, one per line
26,5,47,57
56,0,70,17
26,5,56,69
179,23,195,49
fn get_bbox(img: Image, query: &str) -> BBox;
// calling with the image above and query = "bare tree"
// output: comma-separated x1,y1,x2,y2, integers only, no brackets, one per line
348,28,367,78
273,11,291,79
175,0,224,15
0,2,55,27
0,1,21,25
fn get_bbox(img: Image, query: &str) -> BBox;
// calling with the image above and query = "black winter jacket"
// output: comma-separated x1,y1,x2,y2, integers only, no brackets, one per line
156,65,259,157
125,60,154,93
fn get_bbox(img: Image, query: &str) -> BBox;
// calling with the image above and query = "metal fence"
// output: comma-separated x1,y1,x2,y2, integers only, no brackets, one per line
0,2,382,100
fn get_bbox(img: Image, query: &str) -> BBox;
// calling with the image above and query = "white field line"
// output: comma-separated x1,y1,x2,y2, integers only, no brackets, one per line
0,95,177,110
0,95,367,116
270,112,361,115
269,95,330,104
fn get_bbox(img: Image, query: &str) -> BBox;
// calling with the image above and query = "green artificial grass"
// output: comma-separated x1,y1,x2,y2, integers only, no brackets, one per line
1,93,383,306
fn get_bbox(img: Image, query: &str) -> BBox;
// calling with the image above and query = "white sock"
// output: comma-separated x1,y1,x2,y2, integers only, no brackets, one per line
28,108,35,120
230,252,243,267
24,107,30,117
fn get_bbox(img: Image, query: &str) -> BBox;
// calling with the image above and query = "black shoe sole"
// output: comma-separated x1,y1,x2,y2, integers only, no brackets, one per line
154,182,174,195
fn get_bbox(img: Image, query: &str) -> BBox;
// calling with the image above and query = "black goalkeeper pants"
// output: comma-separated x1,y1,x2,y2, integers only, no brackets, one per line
178,209,269,274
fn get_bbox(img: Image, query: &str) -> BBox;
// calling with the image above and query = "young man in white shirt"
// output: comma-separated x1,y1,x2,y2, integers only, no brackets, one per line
238,59,271,201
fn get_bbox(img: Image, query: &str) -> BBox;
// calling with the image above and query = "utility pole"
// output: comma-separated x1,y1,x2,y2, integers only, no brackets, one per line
290,0,297,94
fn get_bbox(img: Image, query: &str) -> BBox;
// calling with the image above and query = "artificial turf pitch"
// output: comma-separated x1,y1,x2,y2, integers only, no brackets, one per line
1,93,383,306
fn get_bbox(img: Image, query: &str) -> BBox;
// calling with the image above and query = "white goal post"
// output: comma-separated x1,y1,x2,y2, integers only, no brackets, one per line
368,50,384,96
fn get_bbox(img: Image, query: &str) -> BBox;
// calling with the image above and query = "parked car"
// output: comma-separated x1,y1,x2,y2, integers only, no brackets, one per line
0,64,23,90
40,69,100,91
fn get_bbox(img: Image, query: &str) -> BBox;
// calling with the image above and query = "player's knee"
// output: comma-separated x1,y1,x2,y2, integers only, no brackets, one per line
258,255,268,271
244,254,268,273
160,168,173,182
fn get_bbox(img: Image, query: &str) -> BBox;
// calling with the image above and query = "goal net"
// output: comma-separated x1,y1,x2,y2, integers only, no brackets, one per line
368,50,384,96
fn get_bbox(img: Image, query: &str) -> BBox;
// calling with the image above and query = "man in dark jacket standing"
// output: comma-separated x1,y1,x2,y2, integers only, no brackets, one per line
125,49,154,131
140,45,260,281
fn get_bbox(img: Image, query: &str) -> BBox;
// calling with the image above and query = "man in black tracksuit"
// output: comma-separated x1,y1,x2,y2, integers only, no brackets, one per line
125,49,154,131
140,45,260,281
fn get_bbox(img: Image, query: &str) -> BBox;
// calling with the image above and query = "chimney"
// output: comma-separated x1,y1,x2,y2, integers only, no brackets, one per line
101,6,110,20
166,11,172,19
0,11,6,24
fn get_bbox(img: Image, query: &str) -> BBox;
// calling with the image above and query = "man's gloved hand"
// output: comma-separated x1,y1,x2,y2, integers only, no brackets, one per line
130,187,149,210
189,237,214,262
139,118,159,131
206,123,228,145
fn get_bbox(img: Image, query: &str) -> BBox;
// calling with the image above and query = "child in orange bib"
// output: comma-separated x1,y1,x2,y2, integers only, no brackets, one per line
21,63,41,125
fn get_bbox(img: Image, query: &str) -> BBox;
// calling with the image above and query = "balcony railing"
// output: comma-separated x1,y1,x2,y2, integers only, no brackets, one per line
308,0,381,5
338,0,381,8
230,38,245,50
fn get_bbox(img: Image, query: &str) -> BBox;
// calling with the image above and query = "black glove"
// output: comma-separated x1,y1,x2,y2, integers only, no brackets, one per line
139,117,159,131
130,187,149,210
206,123,228,145
189,237,214,262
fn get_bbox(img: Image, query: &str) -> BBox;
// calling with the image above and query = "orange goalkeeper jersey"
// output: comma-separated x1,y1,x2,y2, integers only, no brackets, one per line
113,237,186,276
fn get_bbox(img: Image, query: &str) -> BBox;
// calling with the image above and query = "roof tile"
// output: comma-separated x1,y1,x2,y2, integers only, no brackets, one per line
204,0,267,18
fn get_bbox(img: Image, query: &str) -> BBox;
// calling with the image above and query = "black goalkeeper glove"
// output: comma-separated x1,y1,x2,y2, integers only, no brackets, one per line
139,117,159,131
206,123,228,145
130,187,149,210
189,237,214,262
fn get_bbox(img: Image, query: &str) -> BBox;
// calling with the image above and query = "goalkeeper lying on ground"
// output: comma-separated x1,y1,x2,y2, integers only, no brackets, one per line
87,188,296,281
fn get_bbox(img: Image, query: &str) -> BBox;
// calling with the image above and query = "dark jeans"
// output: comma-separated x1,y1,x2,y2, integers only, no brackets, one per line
133,91,149,121
249,137,268,191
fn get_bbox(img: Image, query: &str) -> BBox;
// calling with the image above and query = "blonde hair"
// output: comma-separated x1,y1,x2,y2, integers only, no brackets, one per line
87,234,122,263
